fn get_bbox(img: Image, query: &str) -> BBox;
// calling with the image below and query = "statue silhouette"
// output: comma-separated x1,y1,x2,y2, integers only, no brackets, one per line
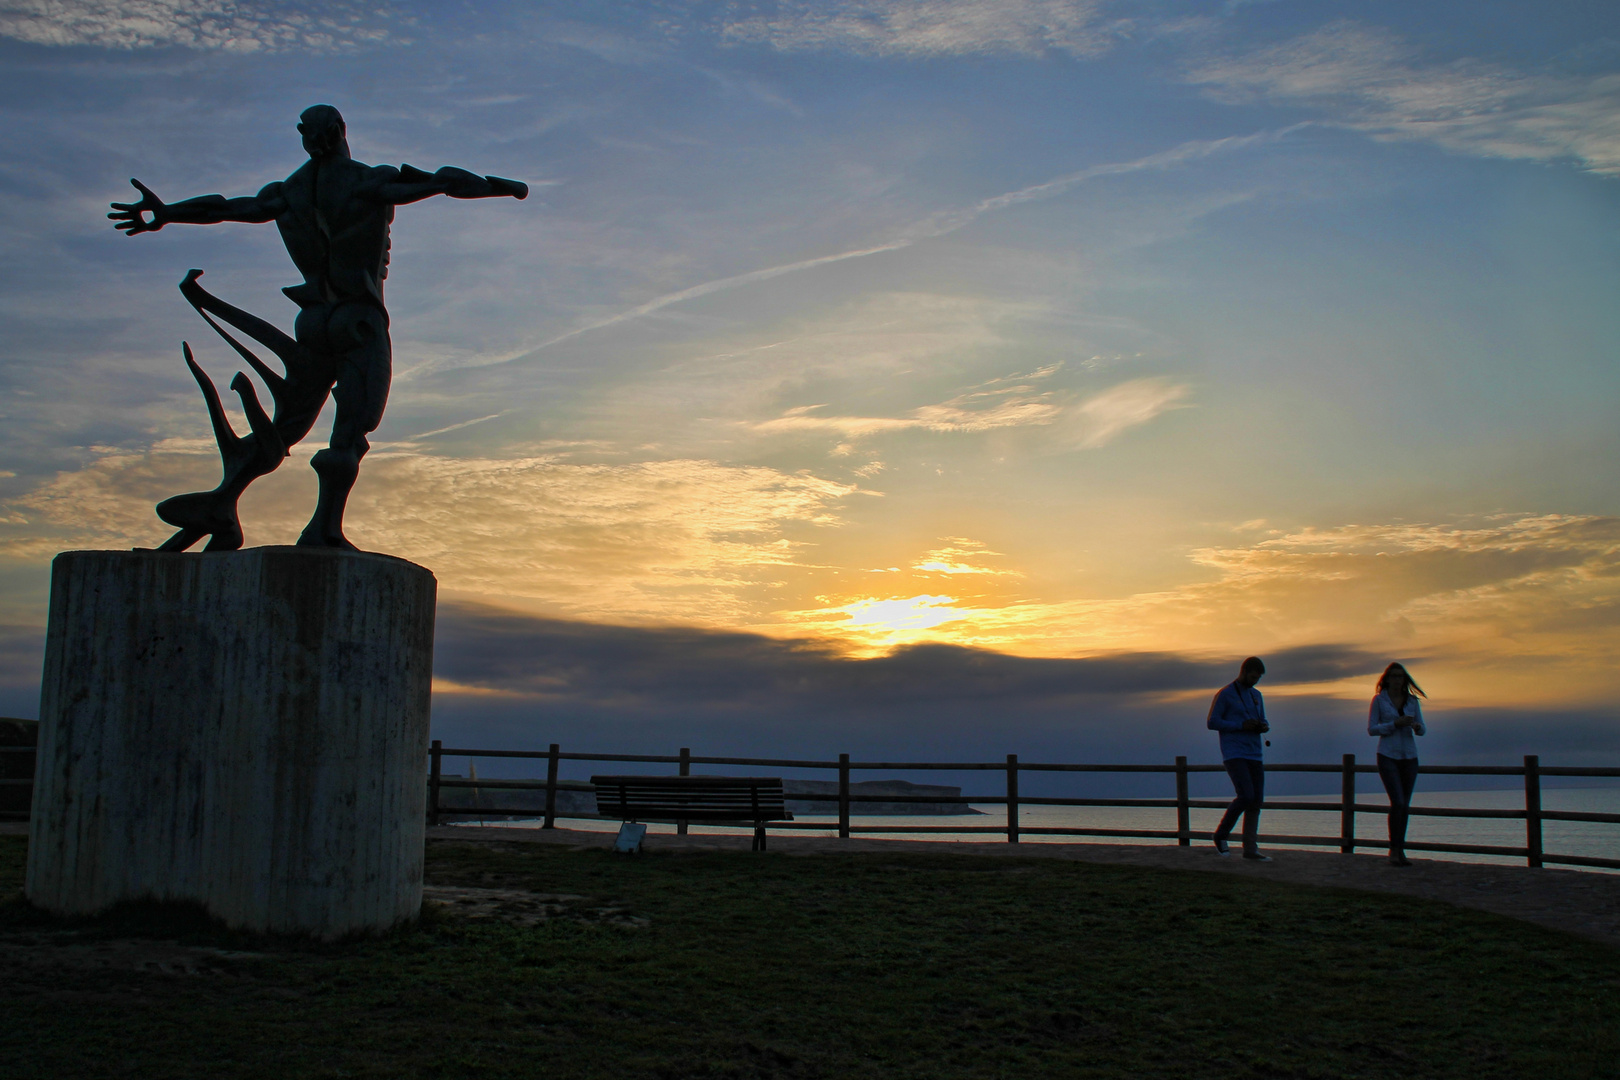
110,104,527,551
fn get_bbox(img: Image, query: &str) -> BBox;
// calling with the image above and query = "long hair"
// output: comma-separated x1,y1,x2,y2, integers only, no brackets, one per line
1376,662,1425,698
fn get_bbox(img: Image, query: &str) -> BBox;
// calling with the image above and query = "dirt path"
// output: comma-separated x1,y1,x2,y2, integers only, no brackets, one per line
429,824,1620,949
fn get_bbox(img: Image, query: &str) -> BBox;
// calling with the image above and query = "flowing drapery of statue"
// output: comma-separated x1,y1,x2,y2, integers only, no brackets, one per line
109,104,528,551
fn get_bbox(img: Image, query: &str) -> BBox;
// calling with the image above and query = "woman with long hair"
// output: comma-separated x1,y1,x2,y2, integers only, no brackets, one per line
1369,662,1426,867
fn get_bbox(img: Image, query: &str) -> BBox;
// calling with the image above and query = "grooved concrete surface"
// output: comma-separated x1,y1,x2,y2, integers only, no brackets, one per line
428,824,1620,949
27,547,435,938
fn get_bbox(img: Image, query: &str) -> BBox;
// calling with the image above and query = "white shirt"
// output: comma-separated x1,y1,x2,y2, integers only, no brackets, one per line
1367,691,1425,760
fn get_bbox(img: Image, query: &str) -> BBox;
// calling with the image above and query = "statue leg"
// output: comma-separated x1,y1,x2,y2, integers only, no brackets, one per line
298,437,367,551
297,309,390,550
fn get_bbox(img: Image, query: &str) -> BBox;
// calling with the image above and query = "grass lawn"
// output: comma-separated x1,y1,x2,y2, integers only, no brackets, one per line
2,834,1617,1079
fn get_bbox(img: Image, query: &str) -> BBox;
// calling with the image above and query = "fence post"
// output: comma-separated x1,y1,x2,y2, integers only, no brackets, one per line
428,739,442,827
1524,754,1542,868
1006,754,1020,844
838,753,851,839
678,746,691,835
542,743,559,829
1175,756,1190,847
1340,753,1356,854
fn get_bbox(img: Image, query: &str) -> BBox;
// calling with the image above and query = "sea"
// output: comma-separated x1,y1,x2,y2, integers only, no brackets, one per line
480,786,1620,873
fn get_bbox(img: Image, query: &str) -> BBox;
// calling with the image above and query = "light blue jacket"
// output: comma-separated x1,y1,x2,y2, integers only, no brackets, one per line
1208,682,1266,762
1368,691,1425,760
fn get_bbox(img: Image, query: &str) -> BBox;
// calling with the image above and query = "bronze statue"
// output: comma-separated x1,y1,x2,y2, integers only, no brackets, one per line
110,104,527,551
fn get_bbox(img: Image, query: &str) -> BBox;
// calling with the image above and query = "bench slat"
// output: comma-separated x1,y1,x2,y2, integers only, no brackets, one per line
591,774,794,823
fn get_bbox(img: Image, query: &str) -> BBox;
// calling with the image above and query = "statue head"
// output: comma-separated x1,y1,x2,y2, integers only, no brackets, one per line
298,105,350,161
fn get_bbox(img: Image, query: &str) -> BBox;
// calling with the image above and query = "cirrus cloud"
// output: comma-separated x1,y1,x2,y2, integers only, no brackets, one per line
914,537,1020,577
0,0,401,53
1189,21,1620,175
721,0,1120,59
754,371,1190,449
1065,376,1190,449
0,441,859,627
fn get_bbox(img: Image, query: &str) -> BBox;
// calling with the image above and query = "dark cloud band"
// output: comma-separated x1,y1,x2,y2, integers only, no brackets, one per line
434,601,1391,708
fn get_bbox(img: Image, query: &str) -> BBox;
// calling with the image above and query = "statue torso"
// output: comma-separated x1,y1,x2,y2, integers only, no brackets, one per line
275,157,393,312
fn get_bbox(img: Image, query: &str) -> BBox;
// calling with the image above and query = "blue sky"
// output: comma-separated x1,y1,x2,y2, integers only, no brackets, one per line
0,1,1617,761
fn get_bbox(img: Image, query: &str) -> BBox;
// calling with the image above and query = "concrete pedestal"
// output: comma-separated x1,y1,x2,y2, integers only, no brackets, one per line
26,547,436,938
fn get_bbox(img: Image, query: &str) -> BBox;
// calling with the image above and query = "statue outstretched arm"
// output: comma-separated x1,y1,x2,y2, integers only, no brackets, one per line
110,179,287,235
369,164,528,206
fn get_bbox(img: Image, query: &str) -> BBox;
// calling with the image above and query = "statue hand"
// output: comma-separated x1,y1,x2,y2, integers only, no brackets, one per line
109,178,166,234
486,175,528,200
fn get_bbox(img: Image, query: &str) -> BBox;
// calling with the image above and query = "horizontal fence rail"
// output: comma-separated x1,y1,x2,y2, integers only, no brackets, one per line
427,744,1620,871
0,743,36,822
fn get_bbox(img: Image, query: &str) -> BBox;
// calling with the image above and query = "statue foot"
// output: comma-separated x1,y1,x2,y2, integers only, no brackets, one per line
156,527,207,553
155,491,245,552
295,529,360,552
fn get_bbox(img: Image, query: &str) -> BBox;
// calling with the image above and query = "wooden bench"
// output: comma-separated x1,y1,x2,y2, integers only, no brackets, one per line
591,775,794,851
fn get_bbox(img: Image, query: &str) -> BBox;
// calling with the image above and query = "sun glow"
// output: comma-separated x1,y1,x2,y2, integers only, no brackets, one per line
841,594,970,632
787,593,1032,654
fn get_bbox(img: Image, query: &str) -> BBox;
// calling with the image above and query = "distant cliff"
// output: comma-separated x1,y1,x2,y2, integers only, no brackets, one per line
436,777,592,821
782,779,984,816
435,775,984,819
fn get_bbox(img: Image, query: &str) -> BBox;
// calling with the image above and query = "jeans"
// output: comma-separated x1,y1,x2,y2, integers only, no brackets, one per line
1378,754,1420,858
1215,758,1265,853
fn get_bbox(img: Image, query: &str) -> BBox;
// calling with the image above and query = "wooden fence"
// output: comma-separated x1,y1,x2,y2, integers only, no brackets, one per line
429,742,1620,871
0,742,35,822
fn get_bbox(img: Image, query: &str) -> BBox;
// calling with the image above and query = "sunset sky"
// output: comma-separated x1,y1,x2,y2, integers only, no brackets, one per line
0,1,1616,767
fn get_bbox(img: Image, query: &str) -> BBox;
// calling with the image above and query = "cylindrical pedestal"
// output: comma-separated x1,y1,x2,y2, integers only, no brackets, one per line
26,547,435,938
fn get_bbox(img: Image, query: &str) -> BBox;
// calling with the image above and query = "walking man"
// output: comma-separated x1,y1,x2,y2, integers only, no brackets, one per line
1207,656,1272,861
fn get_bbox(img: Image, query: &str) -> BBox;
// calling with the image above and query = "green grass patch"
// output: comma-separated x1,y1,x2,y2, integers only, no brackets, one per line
1,833,1616,1079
